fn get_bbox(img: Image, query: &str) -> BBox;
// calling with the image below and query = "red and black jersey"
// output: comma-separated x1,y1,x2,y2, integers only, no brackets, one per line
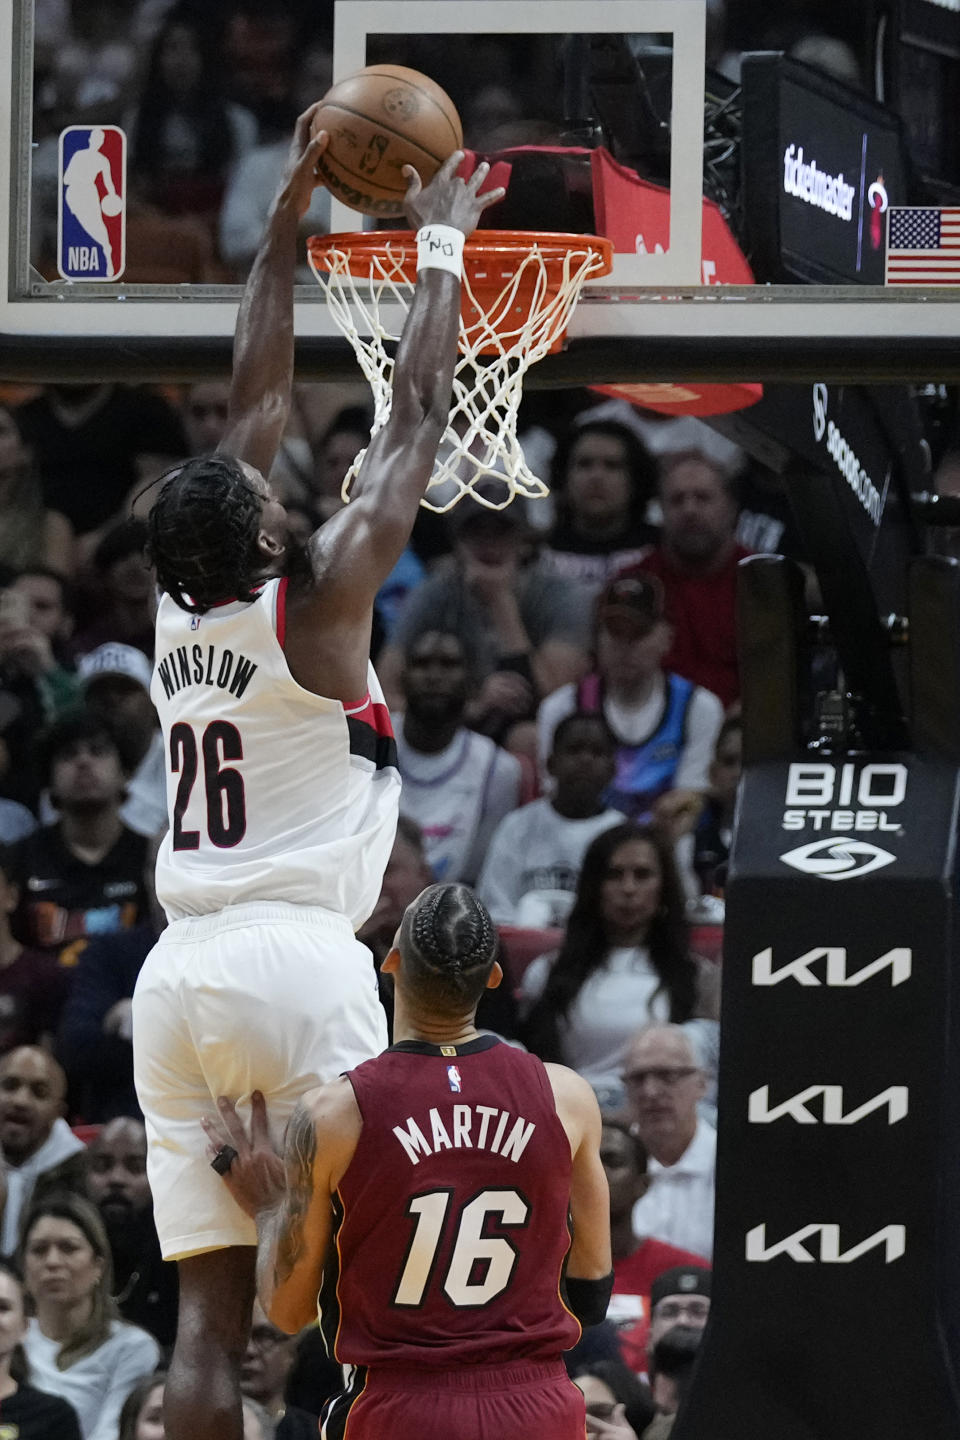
321,1034,581,1369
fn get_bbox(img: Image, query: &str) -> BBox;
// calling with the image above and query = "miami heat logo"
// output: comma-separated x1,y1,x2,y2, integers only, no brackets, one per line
868,176,889,251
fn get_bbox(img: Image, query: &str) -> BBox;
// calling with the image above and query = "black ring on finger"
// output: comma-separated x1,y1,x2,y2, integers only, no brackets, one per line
211,1144,239,1176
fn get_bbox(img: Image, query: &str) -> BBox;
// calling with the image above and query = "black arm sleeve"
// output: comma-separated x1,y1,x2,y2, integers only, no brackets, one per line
565,1271,615,1328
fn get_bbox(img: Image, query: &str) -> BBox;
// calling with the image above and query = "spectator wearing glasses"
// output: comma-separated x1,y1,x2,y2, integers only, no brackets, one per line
626,1269,713,1392
240,1301,330,1440
622,1026,716,1260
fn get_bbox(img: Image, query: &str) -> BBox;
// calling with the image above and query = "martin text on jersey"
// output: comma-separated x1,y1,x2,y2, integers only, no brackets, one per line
393,1104,536,1166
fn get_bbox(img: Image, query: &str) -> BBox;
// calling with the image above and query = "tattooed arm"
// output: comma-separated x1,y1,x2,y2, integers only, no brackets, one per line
256,1098,328,1330
204,1081,363,1334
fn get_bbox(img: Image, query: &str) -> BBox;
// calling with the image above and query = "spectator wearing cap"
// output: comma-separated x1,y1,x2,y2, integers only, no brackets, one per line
646,1322,705,1433
378,483,591,741
622,1025,716,1261
639,453,751,709
621,1275,711,1396
9,712,149,968
72,519,154,661
393,629,522,886
477,711,625,927
537,570,723,832
77,643,166,839
541,420,659,596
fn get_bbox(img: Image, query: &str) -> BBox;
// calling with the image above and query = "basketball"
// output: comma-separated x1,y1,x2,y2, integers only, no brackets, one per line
310,65,463,217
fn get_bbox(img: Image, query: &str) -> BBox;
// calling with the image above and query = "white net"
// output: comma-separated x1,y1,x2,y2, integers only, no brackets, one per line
308,232,612,513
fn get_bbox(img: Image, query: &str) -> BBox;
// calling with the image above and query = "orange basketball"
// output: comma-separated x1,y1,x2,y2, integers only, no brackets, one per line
311,65,463,217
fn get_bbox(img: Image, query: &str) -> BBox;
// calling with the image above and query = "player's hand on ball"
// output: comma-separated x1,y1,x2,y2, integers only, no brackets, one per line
402,151,505,237
202,1090,285,1218
280,103,330,218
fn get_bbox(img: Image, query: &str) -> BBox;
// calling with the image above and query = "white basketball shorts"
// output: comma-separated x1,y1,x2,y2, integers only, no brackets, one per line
132,901,388,1260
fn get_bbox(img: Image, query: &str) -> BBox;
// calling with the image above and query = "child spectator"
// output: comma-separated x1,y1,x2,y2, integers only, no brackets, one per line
478,712,624,927
537,571,723,828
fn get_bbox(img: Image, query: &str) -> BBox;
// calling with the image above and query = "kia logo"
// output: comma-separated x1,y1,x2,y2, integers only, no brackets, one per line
812,383,828,441
779,837,895,880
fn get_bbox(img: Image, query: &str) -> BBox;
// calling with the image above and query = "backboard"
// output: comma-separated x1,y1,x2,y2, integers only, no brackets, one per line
1,0,959,382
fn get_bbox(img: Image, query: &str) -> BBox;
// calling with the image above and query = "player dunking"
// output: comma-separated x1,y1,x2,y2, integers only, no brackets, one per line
131,107,504,1440
206,884,613,1440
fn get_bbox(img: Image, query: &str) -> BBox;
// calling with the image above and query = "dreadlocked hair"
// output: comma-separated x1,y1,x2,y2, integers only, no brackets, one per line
146,455,266,614
400,884,499,1011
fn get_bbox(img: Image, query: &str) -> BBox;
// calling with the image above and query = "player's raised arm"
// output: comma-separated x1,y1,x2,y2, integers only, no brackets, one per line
304,153,505,612
217,107,328,479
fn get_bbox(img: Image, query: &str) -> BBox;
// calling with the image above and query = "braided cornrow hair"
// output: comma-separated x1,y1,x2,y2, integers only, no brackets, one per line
401,883,499,1010
146,455,266,614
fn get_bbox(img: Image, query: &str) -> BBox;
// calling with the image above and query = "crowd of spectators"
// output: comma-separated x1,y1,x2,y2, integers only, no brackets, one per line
4,1,930,1435
0,365,759,1434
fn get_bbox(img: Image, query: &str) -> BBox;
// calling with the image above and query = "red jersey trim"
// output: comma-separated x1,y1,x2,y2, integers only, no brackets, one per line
343,695,394,738
275,576,288,647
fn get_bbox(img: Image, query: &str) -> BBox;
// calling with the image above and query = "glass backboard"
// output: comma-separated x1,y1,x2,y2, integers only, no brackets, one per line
1,0,959,382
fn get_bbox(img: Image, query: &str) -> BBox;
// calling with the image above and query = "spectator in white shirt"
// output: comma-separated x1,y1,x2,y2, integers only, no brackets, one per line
393,629,521,885
622,1024,716,1259
21,1194,160,1440
477,711,624,927
520,824,717,1105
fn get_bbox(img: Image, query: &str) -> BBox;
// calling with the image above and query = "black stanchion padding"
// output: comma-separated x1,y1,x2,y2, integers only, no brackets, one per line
674,757,960,1440
737,554,808,765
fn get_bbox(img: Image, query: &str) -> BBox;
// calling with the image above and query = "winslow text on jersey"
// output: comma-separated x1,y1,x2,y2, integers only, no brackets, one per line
156,644,258,701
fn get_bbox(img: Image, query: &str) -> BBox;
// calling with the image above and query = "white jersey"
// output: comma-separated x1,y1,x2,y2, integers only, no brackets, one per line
151,577,400,929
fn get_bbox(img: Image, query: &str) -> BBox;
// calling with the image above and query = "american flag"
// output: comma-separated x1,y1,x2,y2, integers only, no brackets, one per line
885,207,960,285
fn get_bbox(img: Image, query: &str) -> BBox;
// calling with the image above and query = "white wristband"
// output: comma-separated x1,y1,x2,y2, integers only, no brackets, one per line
416,224,465,277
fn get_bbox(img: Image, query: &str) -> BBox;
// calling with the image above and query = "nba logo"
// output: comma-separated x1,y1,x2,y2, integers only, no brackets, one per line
447,1065,462,1093
58,126,126,282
